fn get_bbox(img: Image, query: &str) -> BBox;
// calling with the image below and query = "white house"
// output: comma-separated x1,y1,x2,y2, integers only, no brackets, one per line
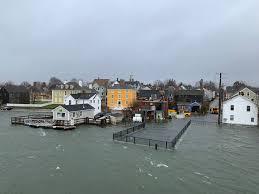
232,87,259,106
52,104,95,126
64,93,101,116
222,95,258,126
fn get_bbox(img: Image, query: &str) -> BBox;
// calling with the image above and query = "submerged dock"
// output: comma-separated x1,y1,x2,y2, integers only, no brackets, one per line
113,119,191,150
11,114,111,130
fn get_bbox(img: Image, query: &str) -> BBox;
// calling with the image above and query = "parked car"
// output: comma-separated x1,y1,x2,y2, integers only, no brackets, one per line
184,111,191,117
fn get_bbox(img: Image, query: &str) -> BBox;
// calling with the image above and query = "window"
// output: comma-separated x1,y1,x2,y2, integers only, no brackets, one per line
230,115,234,121
252,99,254,102
111,95,114,98
90,100,92,103
98,100,100,104
126,94,128,99
118,95,121,99
62,113,65,117
118,101,121,106
65,91,67,95
69,100,71,105
76,100,78,105
98,107,100,110
251,118,255,122
126,101,128,105
73,113,75,117
247,92,250,96
247,106,251,112
93,100,95,103
230,105,234,111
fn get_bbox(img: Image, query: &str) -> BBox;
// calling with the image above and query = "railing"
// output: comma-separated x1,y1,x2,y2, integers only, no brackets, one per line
171,120,191,148
113,120,191,150
113,122,146,140
11,114,53,125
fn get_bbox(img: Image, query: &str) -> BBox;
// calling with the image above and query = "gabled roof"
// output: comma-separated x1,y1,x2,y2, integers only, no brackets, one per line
70,93,97,100
227,86,259,96
93,79,109,86
4,85,29,93
60,104,94,112
233,87,259,96
223,95,257,106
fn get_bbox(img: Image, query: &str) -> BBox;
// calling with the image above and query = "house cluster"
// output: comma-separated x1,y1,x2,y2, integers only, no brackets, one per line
2,77,258,126
222,87,259,126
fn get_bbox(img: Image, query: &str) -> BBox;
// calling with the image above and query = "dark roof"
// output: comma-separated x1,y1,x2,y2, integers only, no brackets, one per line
175,90,204,96
61,104,94,111
93,79,109,86
226,86,259,95
71,93,96,100
4,85,29,93
138,90,162,99
109,84,135,90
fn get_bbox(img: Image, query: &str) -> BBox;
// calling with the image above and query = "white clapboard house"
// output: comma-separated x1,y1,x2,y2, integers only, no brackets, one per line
64,93,101,116
222,95,258,126
52,104,95,126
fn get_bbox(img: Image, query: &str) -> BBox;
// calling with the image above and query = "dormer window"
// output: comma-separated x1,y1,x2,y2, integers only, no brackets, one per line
247,92,250,96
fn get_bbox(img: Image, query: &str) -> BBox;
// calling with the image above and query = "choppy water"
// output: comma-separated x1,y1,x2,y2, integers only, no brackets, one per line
0,111,259,194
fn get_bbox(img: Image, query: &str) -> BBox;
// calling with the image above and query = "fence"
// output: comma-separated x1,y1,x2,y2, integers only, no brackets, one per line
11,114,52,125
113,122,146,140
113,120,191,150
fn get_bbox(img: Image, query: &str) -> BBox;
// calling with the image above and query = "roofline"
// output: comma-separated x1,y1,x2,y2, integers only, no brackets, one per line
223,95,257,106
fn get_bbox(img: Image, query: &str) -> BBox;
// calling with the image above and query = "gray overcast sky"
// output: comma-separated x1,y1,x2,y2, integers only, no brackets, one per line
0,0,259,86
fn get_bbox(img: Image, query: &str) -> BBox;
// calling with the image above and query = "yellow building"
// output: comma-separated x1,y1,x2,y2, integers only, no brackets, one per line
52,82,83,104
107,84,137,110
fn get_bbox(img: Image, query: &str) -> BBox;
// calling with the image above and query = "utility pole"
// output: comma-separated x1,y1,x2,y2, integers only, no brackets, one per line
218,73,222,125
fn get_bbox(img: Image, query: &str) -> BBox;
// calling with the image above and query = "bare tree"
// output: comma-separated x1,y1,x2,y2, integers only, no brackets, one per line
20,81,31,88
48,77,63,89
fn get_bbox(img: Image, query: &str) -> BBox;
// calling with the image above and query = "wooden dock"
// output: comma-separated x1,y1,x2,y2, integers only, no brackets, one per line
11,114,111,130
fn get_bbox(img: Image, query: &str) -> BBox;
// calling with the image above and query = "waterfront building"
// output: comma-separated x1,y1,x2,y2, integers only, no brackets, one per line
231,87,259,106
107,83,137,110
52,104,95,126
222,95,258,126
64,93,101,115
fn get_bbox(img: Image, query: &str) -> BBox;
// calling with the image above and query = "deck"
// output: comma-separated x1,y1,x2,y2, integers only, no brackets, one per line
113,119,191,150
11,115,111,130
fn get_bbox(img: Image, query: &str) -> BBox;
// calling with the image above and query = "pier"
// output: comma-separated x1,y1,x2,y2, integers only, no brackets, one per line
11,114,111,130
113,119,191,150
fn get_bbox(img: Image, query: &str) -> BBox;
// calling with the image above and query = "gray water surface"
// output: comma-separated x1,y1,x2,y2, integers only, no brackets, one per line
0,111,259,194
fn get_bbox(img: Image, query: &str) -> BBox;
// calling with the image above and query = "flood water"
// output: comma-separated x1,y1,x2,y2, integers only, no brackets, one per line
0,111,259,194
